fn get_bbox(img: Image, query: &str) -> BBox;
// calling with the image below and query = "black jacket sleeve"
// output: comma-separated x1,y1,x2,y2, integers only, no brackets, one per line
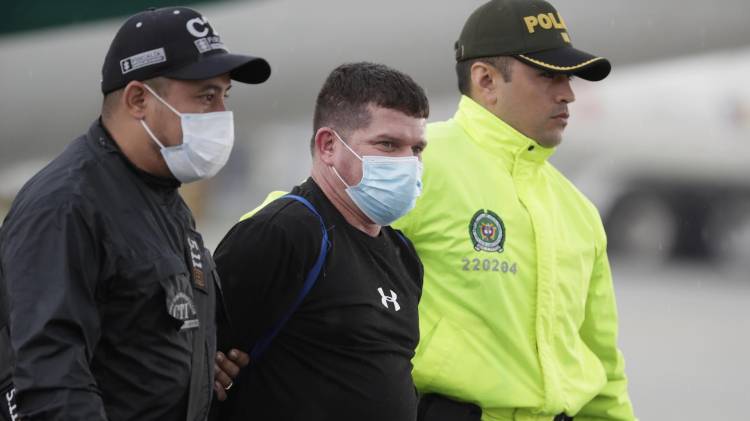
1,268,12,391
213,202,320,355
1,200,107,420
1,267,14,421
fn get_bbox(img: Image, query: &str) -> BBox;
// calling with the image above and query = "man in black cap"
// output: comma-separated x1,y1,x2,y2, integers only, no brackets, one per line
393,0,637,420
0,6,269,421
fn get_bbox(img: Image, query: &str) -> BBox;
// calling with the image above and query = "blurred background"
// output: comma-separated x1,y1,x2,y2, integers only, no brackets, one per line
1,0,749,418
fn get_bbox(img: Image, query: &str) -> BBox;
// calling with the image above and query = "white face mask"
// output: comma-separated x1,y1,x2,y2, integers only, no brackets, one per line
140,84,235,183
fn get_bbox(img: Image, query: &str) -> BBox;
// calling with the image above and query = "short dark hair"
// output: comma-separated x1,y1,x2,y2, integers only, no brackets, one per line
311,62,429,153
456,56,513,96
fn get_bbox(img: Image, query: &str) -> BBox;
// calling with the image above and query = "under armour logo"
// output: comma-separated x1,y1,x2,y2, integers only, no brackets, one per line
377,287,400,311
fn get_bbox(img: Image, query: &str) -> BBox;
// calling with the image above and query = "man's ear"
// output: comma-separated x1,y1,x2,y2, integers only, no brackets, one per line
122,81,150,119
314,127,337,165
470,61,499,105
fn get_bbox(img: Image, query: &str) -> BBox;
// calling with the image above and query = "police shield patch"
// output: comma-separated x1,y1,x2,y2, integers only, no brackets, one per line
469,209,506,252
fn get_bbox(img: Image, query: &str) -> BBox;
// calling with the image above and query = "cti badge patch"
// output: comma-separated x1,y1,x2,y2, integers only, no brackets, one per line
469,209,506,252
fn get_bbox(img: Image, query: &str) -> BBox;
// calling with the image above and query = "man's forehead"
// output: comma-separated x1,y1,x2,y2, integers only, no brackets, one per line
366,103,420,117
170,74,232,91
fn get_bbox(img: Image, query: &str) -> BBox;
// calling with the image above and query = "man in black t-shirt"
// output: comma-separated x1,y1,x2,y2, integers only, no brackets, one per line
212,62,430,421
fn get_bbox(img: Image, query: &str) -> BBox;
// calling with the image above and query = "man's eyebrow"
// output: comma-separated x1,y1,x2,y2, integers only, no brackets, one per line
369,135,401,143
370,135,427,148
195,83,232,93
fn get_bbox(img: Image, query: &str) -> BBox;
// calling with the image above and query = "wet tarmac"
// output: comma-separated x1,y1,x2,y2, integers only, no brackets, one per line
613,260,750,420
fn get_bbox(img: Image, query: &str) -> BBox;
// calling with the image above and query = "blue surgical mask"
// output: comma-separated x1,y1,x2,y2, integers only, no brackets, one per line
330,131,423,226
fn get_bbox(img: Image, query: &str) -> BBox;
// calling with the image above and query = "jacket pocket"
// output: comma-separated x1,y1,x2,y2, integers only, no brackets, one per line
412,316,519,408
100,255,193,339
159,271,200,332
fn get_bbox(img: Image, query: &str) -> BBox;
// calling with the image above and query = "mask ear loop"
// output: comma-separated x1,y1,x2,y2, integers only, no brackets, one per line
142,83,182,117
140,83,182,149
329,165,351,188
329,129,364,189
140,120,166,149
331,130,363,161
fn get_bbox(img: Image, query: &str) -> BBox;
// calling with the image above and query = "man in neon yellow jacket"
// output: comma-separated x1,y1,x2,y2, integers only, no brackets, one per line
393,1,637,420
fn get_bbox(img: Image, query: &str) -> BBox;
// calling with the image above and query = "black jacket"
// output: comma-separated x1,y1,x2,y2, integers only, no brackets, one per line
0,120,219,421
0,275,13,421
0,278,10,390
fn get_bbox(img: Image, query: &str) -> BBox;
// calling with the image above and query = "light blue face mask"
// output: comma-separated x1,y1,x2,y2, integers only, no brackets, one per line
330,131,423,226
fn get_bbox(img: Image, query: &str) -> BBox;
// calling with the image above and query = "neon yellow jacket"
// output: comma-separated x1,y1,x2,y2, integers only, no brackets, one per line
393,96,636,421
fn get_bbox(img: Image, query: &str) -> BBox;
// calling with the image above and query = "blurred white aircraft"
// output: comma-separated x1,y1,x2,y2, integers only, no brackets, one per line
558,49,750,264
1,0,749,262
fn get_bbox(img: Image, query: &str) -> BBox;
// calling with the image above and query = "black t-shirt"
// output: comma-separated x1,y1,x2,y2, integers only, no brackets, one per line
214,178,423,421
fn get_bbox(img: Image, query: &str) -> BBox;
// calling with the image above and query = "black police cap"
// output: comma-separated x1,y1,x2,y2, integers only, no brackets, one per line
101,7,271,94
455,0,610,81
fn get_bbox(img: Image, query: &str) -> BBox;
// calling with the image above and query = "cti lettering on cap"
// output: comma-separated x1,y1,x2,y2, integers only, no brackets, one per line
523,12,567,33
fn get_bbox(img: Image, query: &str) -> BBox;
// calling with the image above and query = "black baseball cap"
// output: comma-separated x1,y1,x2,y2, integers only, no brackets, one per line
101,7,271,94
455,0,610,81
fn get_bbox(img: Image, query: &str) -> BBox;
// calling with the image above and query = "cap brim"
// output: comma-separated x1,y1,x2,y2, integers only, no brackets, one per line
516,47,611,81
165,53,271,84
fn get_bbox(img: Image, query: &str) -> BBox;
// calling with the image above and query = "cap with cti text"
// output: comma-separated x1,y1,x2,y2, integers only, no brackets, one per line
455,0,610,81
101,7,271,94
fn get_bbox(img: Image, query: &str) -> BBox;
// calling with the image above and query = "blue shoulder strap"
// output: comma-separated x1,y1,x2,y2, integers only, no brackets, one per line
249,194,329,360
394,231,409,247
